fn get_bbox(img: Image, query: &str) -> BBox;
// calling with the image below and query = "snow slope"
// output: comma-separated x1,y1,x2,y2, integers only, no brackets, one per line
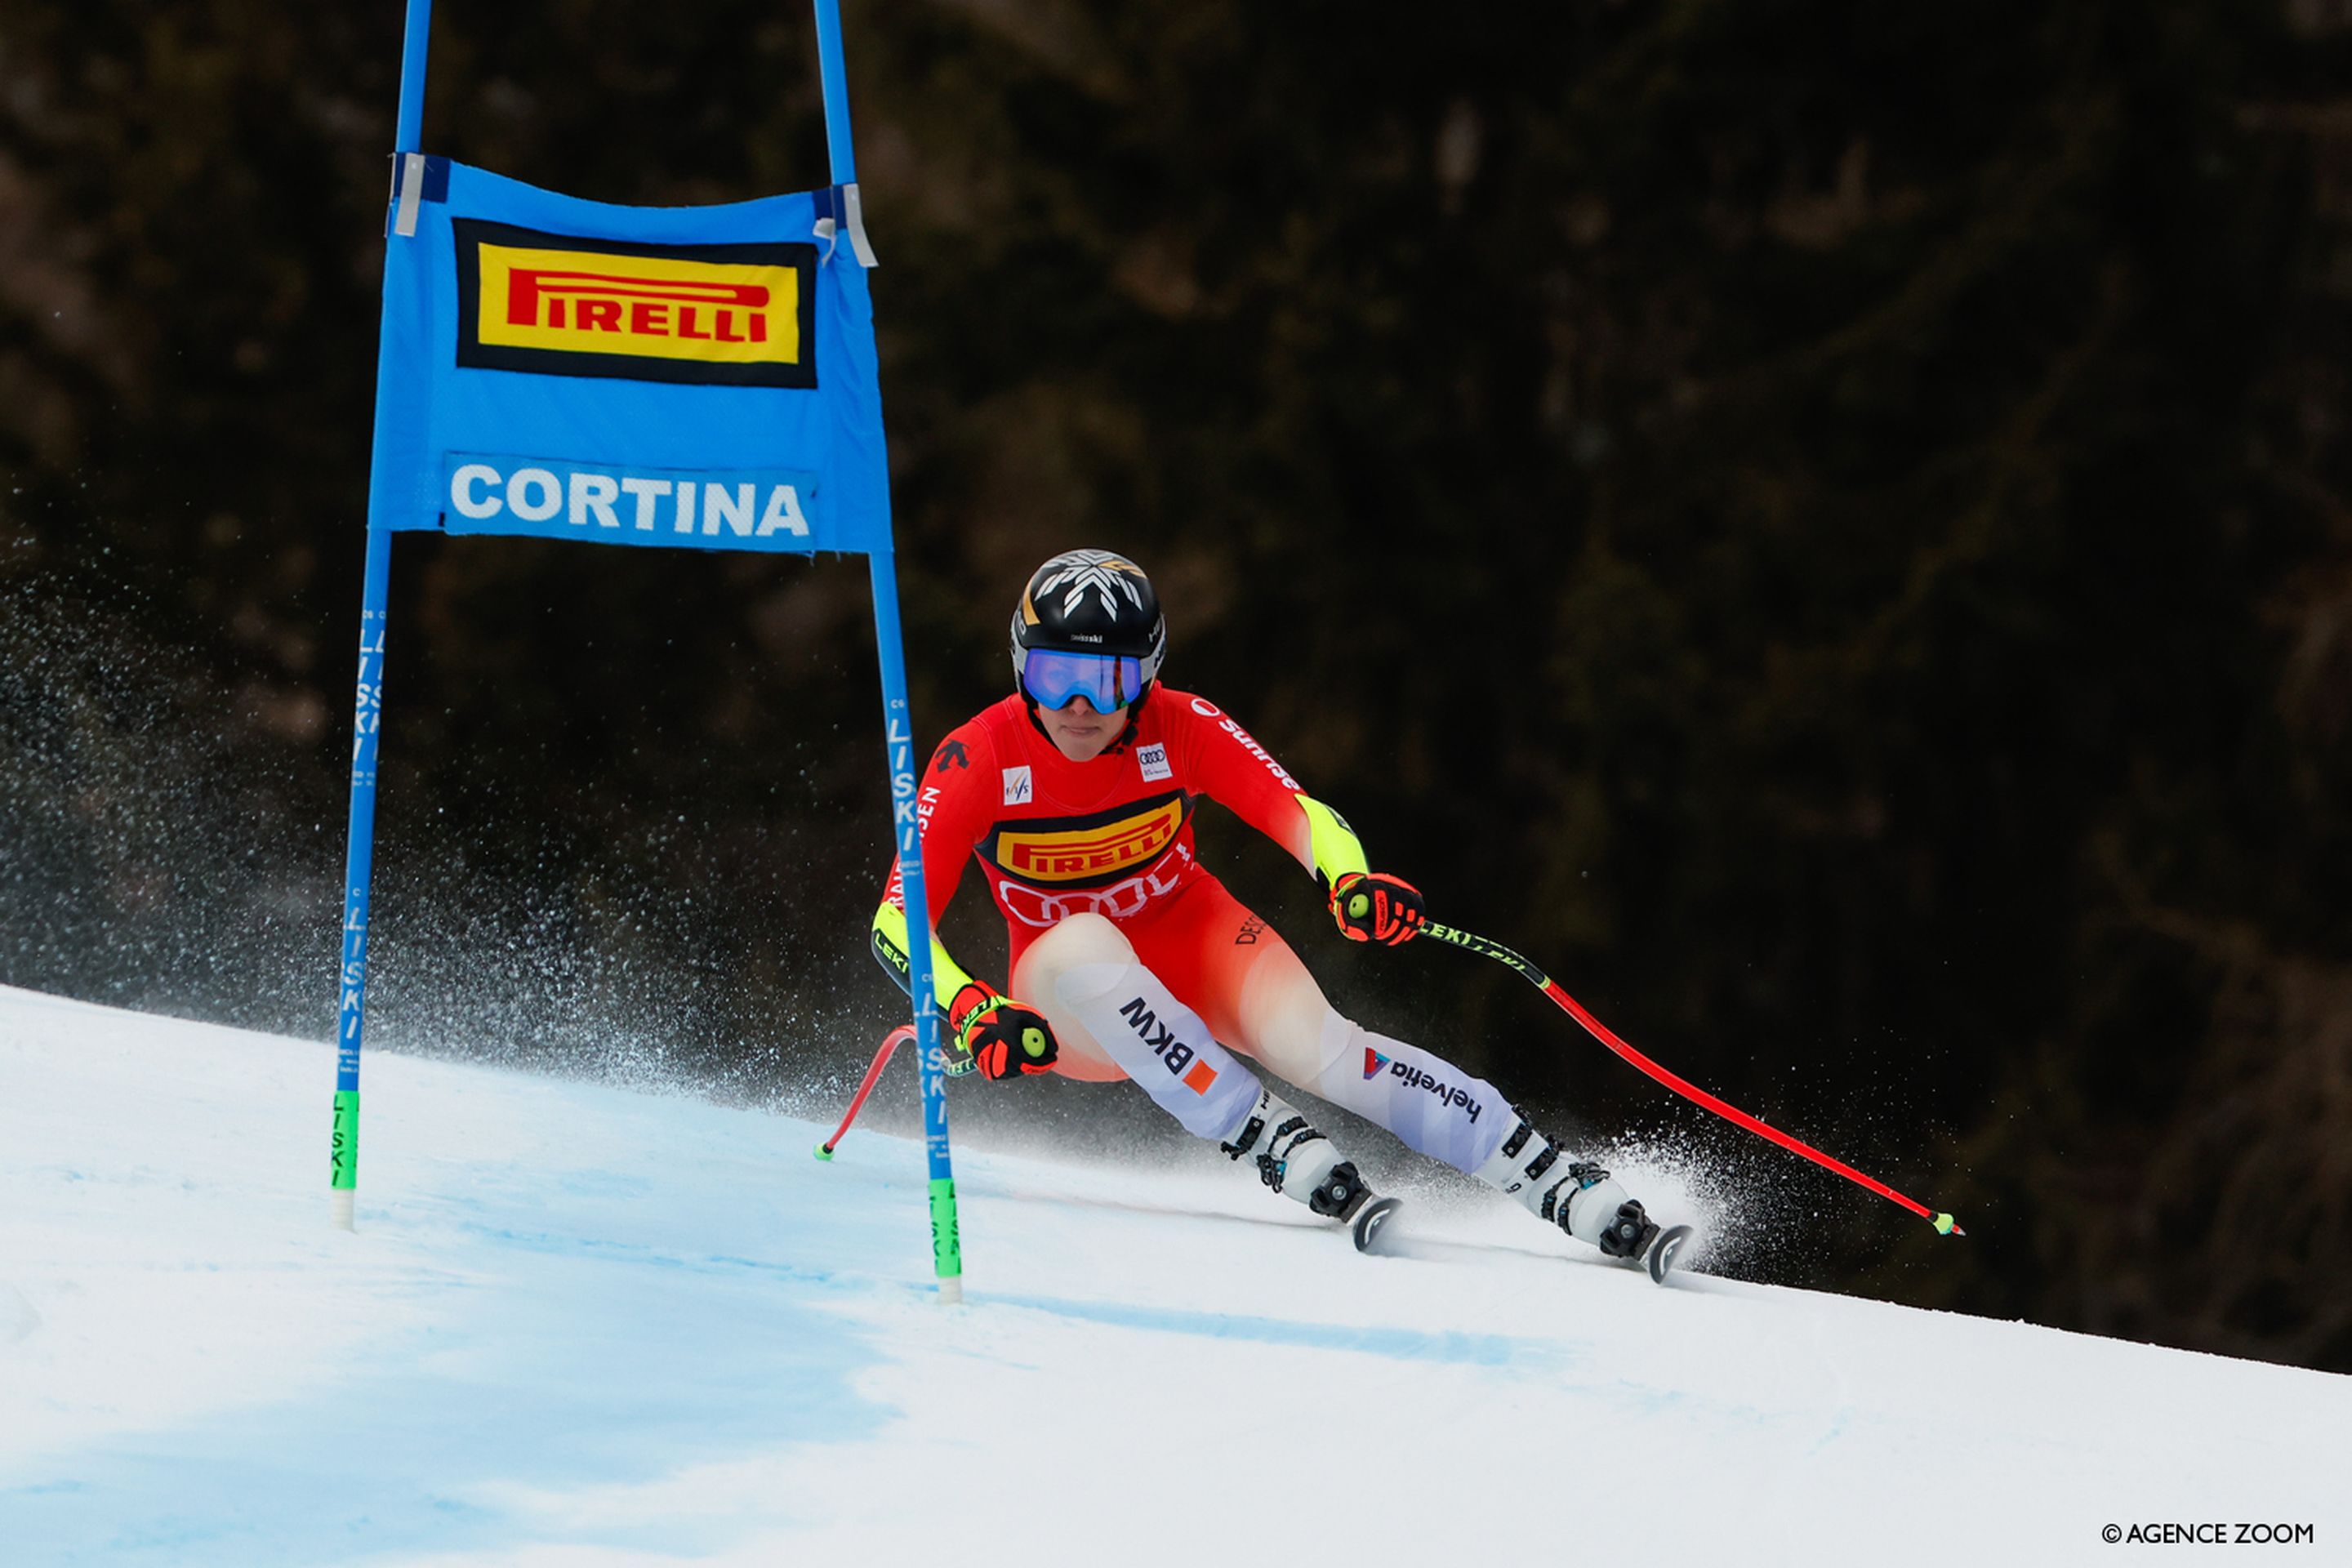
2,984,2345,1568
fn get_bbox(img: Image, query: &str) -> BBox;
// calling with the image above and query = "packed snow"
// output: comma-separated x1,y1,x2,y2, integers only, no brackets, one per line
3,982,2345,1566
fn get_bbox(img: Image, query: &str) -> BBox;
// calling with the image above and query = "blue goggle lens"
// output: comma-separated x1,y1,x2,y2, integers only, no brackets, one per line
1022,648,1147,712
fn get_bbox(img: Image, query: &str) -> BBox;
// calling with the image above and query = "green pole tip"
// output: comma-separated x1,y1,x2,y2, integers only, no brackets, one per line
1934,1212,1959,1236
330,1089,361,1192
813,1142,835,1161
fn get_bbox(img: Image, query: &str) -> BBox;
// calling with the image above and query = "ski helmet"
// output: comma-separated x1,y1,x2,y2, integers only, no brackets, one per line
1009,549,1167,715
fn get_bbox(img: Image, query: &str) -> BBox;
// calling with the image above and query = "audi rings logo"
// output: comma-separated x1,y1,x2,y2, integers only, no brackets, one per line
996,844,1195,927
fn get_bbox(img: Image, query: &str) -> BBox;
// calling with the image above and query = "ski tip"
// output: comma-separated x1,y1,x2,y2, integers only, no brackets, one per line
1646,1223,1697,1284
1352,1195,1405,1254
1933,1212,1962,1236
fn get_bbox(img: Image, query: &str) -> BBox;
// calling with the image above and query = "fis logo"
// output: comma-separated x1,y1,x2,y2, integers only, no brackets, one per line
1116,996,1220,1094
1387,1061,1483,1123
1362,1047,1392,1079
454,220,817,388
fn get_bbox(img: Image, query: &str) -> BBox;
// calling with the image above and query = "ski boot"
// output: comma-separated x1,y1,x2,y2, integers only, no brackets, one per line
1475,1120,1661,1259
1220,1089,1400,1251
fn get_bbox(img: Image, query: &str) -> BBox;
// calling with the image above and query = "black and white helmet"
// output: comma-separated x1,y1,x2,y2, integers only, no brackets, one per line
1009,549,1168,698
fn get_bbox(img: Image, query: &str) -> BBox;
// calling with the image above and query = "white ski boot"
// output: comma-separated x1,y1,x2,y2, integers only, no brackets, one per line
1220,1089,1397,1249
1475,1119,1661,1260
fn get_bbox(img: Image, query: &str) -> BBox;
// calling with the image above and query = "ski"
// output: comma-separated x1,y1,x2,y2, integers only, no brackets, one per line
1645,1223,1696,1285
1351,1195,1404,1254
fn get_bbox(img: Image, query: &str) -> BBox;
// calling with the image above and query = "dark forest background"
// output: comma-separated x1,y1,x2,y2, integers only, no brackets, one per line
4,0,2350,1371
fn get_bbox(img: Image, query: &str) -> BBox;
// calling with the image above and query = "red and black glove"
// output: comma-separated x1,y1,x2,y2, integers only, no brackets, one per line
947,982,1061,1080
1330,871,1426,947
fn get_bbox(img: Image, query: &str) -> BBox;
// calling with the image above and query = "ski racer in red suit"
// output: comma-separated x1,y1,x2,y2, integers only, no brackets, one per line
873,549,1661,1258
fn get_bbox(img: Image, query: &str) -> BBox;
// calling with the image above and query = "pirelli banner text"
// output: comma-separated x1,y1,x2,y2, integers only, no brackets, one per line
368,158,889,555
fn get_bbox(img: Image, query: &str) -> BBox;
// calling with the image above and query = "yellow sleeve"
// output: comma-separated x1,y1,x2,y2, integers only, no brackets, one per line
1295,794,1370,892
870,900,985,1018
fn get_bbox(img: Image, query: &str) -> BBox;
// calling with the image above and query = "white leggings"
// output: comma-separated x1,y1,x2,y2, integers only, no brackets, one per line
1012,912,1512,1175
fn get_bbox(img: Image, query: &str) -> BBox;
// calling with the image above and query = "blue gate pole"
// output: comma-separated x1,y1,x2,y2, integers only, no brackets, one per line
393,0,434,152
814,0,961,1298
811,0,858,184
332,0,434,1229
869,553,961,1300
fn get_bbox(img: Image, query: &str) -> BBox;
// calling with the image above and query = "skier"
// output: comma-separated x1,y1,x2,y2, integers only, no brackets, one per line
872,548,1663,1263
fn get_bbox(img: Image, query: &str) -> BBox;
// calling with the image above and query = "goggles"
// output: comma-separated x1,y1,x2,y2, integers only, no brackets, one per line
1021,648,1147,713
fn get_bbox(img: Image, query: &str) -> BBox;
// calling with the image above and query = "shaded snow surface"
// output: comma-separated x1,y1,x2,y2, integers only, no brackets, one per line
2,983,2346,1566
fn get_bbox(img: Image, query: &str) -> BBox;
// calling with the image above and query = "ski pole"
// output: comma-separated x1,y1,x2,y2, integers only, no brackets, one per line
1423,920,1963,1236
814,1023,915,1160
815,1020,983,1160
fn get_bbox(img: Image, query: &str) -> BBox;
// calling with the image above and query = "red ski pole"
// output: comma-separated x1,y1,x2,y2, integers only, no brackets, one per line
813,1023,916,1160
1424,920,1963,1236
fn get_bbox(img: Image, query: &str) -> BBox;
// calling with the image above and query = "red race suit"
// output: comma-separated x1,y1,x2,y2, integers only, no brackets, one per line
879,688,1330,1076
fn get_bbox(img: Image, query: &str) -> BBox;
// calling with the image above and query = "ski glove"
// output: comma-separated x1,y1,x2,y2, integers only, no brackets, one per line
1330,871,1426,947
948,982,1060,1080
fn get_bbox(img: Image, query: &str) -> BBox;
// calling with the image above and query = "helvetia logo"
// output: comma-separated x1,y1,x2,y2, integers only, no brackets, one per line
1388,1061,1483,1123
454,220,817,388
1362,1047,1392,1080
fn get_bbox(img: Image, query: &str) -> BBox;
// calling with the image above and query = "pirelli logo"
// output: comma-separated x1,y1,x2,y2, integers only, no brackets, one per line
996,798,1186,884
453,220,817,389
